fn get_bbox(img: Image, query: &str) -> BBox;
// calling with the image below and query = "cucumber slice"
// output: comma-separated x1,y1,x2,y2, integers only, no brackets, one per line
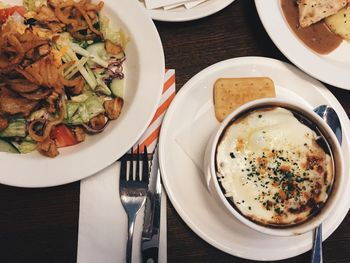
0,139,19,153
71,42,109,68
86,42,109,66
85,42,125,65
110,78,125,98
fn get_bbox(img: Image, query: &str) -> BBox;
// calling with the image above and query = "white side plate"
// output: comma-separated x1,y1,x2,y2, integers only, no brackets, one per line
159,57,350,261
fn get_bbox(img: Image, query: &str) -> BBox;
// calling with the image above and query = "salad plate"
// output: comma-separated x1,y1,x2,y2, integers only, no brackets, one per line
138,0,235,22
0,0,164,187
255,0,350,90
158,57,350,260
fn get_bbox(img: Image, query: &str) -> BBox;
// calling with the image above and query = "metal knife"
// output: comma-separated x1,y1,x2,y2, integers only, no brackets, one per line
142,147,162,263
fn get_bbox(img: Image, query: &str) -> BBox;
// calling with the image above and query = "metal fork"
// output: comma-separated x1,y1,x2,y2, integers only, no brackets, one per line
119,146,149,263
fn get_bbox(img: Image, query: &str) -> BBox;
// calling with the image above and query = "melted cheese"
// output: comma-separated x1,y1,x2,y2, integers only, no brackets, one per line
216,107,333,226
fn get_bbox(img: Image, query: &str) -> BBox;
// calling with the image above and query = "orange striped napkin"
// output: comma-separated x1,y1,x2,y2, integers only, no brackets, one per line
135,69,176,153
77,70,175,263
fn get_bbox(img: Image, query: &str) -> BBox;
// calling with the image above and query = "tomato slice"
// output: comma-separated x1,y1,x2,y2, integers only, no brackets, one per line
51,124,78,148
0,6,26,23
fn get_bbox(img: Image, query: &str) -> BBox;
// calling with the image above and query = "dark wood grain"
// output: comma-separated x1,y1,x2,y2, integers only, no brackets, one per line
0,182,79,263
1,0,350,262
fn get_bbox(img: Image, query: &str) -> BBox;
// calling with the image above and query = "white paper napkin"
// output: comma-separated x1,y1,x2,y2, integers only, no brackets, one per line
145,0,192,9
77,164,167,263
175,105,219,188
163,2,184,10
184,0,207,9
143,0,208,10
77,69,176,263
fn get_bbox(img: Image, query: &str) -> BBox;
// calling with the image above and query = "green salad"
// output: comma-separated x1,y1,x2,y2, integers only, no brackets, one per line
0,0,128,157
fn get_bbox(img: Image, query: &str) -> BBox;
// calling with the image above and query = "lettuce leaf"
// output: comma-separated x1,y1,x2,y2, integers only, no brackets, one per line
17,141,37,154
65,95,105,125
100,15,128,48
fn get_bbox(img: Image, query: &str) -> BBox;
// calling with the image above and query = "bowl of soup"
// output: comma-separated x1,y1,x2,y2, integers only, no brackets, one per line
207,98,343,236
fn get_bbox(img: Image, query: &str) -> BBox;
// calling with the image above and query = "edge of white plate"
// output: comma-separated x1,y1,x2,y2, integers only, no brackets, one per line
254,0,350,90
159,56,350,260
142,0,235,22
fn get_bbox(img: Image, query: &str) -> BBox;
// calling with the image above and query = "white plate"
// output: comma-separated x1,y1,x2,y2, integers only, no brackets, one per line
1,0,164,187
139,0,235,22
159,57,350,261
255,0,350,90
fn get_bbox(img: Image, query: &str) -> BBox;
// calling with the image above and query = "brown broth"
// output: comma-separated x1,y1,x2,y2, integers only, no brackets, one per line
280,0,342,55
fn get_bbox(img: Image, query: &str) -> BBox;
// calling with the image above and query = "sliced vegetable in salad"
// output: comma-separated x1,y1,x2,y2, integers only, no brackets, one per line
0,0,127,157
0,6,25,23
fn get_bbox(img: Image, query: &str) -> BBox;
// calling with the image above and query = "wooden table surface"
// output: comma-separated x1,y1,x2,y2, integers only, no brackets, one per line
1,1,350,263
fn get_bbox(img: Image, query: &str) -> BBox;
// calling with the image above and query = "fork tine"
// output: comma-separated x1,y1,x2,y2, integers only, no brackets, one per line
129,147,134,181
120,155,127,181
142,146,149,184
136,145,140,181
120,147,148,263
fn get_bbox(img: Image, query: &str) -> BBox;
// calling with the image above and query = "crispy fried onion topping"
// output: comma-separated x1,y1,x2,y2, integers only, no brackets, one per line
15,55,84,95
28,99,65,142
48,0,104,40
33,5,65,33
0,21,49,73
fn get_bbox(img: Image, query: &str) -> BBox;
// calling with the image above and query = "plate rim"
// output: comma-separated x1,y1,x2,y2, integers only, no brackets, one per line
0,0,164,188
254,0,350,90
159,56,350,260
140,0,235,22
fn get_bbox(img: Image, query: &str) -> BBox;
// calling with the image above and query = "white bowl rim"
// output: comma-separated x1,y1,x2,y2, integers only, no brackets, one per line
209,97,344,236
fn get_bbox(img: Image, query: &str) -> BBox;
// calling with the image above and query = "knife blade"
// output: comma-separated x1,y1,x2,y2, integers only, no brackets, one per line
142,147,162,263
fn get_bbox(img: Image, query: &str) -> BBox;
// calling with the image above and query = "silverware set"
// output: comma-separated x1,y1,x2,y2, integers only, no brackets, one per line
119,145,161,263
117,105,342,263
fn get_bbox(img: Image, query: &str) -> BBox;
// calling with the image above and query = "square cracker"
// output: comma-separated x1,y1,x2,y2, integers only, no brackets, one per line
213,77,276,122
